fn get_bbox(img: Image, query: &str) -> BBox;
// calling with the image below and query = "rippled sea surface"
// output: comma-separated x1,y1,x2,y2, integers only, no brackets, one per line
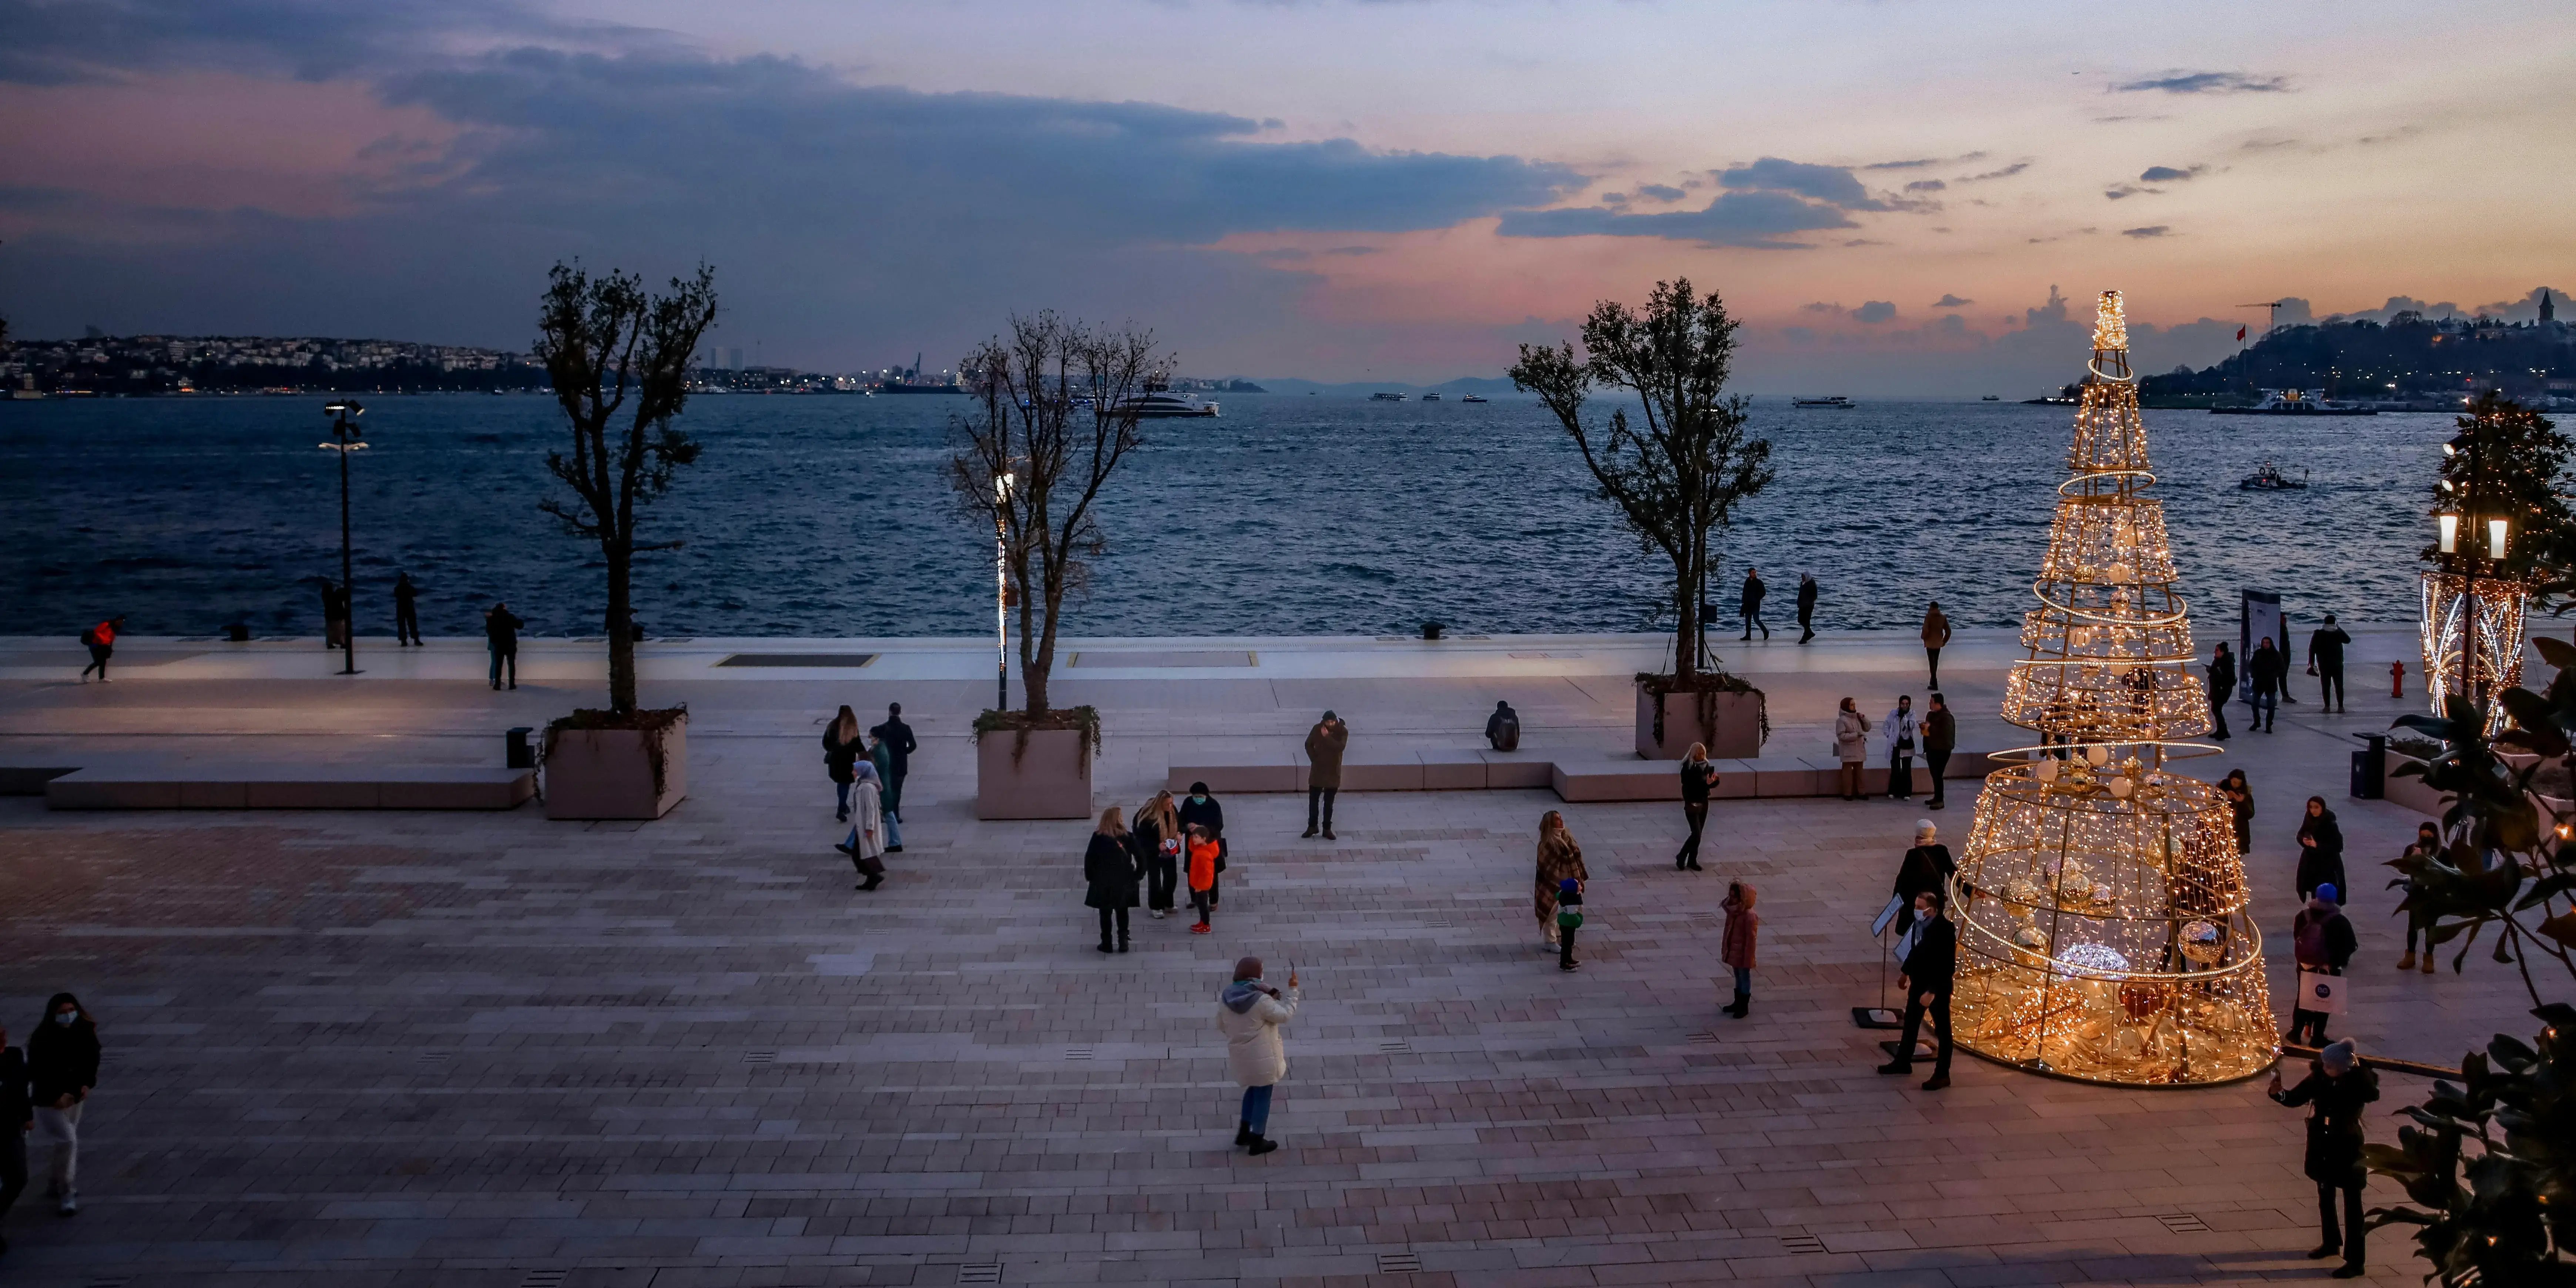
0,392,2447,638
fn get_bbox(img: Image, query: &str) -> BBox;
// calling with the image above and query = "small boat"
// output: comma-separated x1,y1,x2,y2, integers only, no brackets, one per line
1460,394,1489,404
2238,462,2310,491
1370,391,1406,402
2211,389,2377,417
1981,395,2000,401
1792,395,1855,408
1420,392,1441,402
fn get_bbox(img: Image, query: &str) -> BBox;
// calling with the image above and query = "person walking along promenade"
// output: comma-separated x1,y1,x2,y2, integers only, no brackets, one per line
1882,694,1919,801
2221,768,2255,855
1719,881,1758,1017
322,581,349,652
392,572,423,646
0,1017,28,1251
1135,791,1183,919
866,732,903,852
824,706,864,821
77,616,122,683
2395,821,2439,973
1740,568,1769,640
1920,601,1951,689
1922,692,1955,809
1186,825,1220,934
833,765,887,891
1676,743,1717,871
870,704,916,818
2207,641,2235,741
1553,878,1586,970
1084,807,1140,953
1534,811,1588,955
2296,796,2347,903
2269,1039,2378,1278
1796,573,1818,644
2307,614,2352,713
1891,820,1953,934
1878,888,1956,1090
1833,698,1872,801
484,602,523,690
27,993,96,1216
2287,883,2355,1047
2249,635,2285,732
1217,957,1299,1156
1303,711,1347,840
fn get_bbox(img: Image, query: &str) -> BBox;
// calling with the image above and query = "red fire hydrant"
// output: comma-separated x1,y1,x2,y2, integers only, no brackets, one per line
2392,660,2406,698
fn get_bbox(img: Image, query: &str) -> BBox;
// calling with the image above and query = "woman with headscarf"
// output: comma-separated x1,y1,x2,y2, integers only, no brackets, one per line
1084,806,1141,953
1833,698,1872,801
2295,797,2345,904
833,764,888,892
2220,768,2254,856
823,705,863,822
1134,791,1184,919
27,992,97,1217
866,730,903,852
1534,811,1589,953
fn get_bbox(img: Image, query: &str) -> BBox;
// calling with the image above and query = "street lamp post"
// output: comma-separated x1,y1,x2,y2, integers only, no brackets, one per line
994,472,1014,712
321,401,366,676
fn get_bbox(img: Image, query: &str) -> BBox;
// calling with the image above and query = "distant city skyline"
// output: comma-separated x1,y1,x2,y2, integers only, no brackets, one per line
0,0,2567,395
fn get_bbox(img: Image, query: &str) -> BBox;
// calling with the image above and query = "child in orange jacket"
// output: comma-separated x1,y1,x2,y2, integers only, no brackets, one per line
1187,825,1220,935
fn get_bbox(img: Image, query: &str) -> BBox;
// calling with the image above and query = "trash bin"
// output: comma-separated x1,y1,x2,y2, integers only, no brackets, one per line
2350,733,2386,800
506,726,536,770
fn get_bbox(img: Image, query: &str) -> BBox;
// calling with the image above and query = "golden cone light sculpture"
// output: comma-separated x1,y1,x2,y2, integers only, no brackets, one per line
1949,291,2276,1086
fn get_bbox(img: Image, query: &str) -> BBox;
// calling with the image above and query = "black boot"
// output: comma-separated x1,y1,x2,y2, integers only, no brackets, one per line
858,873,883,892
1247,1135,1278,1156
1235,1122,1254,1148
1727,992,1749,1018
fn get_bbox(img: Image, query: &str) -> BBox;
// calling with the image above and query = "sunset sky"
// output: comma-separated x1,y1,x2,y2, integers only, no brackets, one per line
1,0,2567,393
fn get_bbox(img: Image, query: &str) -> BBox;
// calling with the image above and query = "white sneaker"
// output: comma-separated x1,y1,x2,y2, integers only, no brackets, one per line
1150,909,1164,919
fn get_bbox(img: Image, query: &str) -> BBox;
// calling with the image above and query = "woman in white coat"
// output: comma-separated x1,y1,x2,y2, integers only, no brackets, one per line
833,771,887,891
1216,955,1299,1156
1833,697,1874,801
1882,694,1919,801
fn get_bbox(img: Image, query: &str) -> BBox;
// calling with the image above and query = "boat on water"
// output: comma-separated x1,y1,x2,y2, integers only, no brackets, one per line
2211,388,2376,417
1792,395,1855,409
1981,395,2000,401
1113,383,1218,418
1370,392,1407,402
1421,393,1441,402
1460,394,1489,404
2239,462,2310,491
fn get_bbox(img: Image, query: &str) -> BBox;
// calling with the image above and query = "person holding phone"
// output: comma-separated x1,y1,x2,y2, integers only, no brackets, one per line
1216,957,1300,1156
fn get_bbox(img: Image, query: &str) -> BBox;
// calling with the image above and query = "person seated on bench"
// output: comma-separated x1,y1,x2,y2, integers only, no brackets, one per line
1485,700,1521,752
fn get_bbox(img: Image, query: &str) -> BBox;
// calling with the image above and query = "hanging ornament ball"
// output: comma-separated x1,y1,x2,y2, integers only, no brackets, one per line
2086,744,2112,767
2035,759,2060,784
2180,921,2224,964
2109,776,2134,800
2057,943,2132,974
2118,981,2169,1020
2013,925,2050,952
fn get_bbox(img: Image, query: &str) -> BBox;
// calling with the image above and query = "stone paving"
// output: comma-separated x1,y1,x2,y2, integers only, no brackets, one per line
0,628,2546,1286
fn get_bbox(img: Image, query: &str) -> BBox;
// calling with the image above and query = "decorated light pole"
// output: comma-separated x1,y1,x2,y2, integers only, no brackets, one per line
320,400,367,676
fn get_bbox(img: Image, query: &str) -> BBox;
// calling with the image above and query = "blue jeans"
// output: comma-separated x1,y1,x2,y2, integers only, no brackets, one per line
1733,966,1751,995
2253,691,2278,729
834,781,852,815
1240,1084,1274,1134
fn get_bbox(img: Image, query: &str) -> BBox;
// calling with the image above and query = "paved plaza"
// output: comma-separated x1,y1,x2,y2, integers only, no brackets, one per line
0,627,2543,1286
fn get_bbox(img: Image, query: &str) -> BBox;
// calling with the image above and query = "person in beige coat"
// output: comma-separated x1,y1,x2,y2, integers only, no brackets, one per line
1217,956,1300,1155
1303,711,1349,840
1833,698,1874,801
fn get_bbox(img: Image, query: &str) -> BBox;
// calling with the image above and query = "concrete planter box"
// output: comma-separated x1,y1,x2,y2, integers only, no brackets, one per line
980,727,1093,820
2380,750,2446,817
546,720,688,821
1635,682,1762,759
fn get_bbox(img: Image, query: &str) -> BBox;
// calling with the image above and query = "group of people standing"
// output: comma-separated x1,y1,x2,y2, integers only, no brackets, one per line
823,703,916,891
2206,613,2357,739
1830,693,1956,807
1084,784,1228,947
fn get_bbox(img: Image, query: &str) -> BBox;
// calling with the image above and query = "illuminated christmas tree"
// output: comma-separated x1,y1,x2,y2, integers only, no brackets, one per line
1949,291,2275,1086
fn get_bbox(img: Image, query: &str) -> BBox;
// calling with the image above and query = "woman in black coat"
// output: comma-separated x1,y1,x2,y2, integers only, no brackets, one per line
2270,1042,2379,1276
2295,797,2346,903
823,706,864,822
1084,806,1141,954
27,991,98,1216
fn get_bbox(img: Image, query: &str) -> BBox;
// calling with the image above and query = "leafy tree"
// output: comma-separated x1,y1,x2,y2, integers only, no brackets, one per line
2423,393,2576,612
1509,278,1774,685
531,262,719,715
946,313,1162,721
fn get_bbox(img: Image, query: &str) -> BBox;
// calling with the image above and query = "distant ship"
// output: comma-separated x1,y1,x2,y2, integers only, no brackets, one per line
2210,388,2376,417
2239,462,2311,490
878,352,963,394
1792,395,1855,408
1981,395,2000,401
1370,392,1407,402
1421,392,1441,402
1460,394,1489,404
1114,382,1218,418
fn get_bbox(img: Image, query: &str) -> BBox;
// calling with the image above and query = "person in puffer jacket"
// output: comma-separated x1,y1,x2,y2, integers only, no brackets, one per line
1215,956,1299,1156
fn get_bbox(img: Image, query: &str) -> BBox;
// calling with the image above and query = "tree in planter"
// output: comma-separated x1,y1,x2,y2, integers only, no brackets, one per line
531,262,719,716
2368,650,2576,1282
946,312,1162,738
1510,278,1775,737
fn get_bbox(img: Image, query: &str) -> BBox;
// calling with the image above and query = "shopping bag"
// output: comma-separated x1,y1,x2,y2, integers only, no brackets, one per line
2296,969,2344,1014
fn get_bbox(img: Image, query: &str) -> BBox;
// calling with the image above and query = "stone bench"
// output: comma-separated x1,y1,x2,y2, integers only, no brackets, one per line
1171,749,1978,803
0,765,79,795
44,764,535,811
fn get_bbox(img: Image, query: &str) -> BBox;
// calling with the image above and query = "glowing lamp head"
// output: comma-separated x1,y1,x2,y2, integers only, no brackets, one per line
2439,513,2459,554
2491,518,2509,560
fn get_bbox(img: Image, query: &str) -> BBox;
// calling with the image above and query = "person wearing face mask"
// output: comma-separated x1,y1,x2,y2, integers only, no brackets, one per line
1876,888,1956,1090
1178,782,1225,907
27,993,97,1217
0,1016,29,1251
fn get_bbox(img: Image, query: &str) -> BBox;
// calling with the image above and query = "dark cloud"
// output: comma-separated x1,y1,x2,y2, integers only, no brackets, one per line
1497,188,1854,249
1636,183,1684,201
1863,151,1985,171
1599,191,1631,207
2138,165,2206,182
1716,157,1885,210
2112,70,2290,94
2120,225,2172,238
0,0,620,85
2103,184,2156,200
1841,238,1885,247
1800,301,1841,313
1905,179,1946,192
1850,301,1896,324
1931,293,1972,308
1324,245,1381,256
1956,161,2030,182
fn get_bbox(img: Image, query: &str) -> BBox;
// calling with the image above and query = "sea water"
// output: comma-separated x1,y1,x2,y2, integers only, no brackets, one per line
0,393,2445,639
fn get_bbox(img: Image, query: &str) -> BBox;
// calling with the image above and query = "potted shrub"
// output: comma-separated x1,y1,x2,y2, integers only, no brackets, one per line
950,313,1163,819
1512,278,1776,760
529,262,719,820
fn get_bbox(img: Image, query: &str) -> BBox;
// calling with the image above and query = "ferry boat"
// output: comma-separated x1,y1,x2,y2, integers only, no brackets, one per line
1113,383,1218,418
2210,389,2376,417
1460,394,1489,404
1792,395,1855,408
1421,392,1441,402
1370,391,1407,402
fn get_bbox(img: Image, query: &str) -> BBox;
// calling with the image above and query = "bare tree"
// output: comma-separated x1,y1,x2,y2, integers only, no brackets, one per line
533,262,719,715
947,313,1164,718
1510,278,1773,686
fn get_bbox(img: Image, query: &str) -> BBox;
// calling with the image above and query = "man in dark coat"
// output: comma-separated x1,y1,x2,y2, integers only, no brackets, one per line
484,602,523,690
1084,819,1141,953
322,581,349,651
1740,568,1768,641
871,703,918,816
392,572,423,646
1890,821,1955,933
1485,701,1520,752
1795,573,1819,644
2270,1040,2379,1277
1179,783,1225,906
2249,635,2285,732
1303,712,1348,841
2207,641,2235,740
2307,614,2352,713
1922,694,1956,809
1878,887,1956,1090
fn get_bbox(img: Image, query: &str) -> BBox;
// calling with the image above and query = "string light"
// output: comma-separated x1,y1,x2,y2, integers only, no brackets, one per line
1951,288,2276,1087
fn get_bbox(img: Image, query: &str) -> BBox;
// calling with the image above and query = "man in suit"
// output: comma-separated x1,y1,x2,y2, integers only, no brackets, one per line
870,703,918,817
1878,886,1957,1090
